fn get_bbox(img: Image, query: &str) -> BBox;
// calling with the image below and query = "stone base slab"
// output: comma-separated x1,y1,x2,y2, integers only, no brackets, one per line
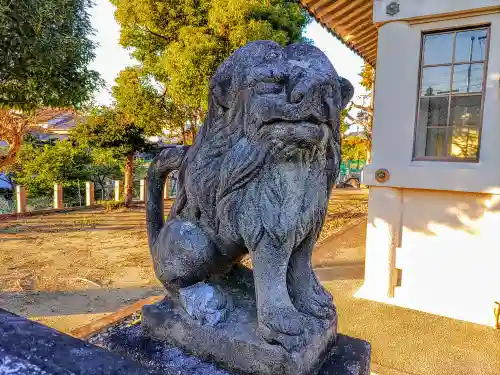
99,322,371,375
141,266,341,375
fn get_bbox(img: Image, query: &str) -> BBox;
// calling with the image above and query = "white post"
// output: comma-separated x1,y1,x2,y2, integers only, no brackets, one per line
163,178,169,200
85,182,95,206
362,186,401,299
53,183,63,209
16,185,26,213
114,180,122,201
140,178,148,202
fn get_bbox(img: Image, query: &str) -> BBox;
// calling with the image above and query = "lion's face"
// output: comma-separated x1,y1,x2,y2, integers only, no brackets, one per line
209,41,353,160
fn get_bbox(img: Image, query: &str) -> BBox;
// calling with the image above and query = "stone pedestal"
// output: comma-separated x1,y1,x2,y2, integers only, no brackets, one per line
141,267,344,375
0,308,370,375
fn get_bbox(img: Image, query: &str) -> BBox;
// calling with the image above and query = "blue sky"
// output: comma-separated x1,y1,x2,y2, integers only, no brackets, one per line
89,2,366,106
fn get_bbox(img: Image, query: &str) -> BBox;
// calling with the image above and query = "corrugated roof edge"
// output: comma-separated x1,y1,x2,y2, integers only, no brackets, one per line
299,0,373,66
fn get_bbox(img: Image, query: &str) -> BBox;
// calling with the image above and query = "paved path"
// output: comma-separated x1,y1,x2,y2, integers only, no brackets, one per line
314,220,500,375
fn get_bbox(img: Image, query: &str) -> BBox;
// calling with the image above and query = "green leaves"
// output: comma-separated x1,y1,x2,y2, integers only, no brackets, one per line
164,27,224,112
6,139,92,196
112,67,166,135
0,0,103,110
111,0,310,136
71,106,151,158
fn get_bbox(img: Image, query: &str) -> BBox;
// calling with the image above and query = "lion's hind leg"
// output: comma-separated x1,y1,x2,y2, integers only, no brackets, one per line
151,218,234,324
151,218,222,289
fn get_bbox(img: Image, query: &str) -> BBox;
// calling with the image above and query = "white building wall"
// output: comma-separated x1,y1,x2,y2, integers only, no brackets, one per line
364,13,500,192
361,10,500,326
374,0,500,23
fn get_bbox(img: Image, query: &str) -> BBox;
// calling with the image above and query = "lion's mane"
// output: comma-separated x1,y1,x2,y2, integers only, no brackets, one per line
171,41,351,239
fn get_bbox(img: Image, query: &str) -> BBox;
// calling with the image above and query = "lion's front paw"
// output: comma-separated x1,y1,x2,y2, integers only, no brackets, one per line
257,306,314,351
292,282,335,321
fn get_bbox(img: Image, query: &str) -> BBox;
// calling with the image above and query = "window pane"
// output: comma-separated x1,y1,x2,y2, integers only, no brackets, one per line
423,33,454,65
455,29,488,63
421,66,452,96
452,64,484,94
425,128,447,157
419,97,449,127
415,97,449,157
449,126,479,159
449,95,481,159
449,95,482,128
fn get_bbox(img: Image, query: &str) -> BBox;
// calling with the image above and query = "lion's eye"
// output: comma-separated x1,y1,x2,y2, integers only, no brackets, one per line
254,82,284,95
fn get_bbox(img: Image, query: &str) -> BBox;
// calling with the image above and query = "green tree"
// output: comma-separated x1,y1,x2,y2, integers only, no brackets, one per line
111,67,189,143
342,136,367,161
0,0,102,169
71,106,151,207
6,139,91,202
110,0,310,137
0,0,102,110
86,148,122,197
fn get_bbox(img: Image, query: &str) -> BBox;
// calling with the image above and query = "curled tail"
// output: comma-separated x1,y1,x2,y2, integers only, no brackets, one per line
146,145,189,249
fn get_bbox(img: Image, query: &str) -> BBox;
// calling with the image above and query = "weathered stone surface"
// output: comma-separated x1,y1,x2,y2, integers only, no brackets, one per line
318,335,371,375
93,316,371,375
0,307,370,375
142,266,337,375
0,308,157,375
145,40,354,356
179,282,234,327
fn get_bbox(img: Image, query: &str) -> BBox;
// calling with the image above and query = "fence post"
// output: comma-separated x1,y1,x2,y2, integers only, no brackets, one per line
53,183,63,209
114,180,122,201
16,185,27,213
140,178,148,202
163,178,170,200
85,182,95,206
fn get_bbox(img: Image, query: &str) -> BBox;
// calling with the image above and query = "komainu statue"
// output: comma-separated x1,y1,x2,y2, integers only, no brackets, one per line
145,40,353,363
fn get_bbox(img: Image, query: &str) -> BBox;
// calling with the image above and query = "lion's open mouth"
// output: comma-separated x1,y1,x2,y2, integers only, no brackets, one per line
262,115,324,127
261,117,329,149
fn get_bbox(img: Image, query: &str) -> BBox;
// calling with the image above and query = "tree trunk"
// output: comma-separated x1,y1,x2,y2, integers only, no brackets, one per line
124,152,134,207
180,125,187,145
0,110,27,170
190,123,197,142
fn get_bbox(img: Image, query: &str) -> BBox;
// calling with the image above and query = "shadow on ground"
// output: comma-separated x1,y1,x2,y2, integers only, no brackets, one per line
0,286,164,317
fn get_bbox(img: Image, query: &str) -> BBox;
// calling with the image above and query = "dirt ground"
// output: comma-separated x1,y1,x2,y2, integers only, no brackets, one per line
0,189,367,333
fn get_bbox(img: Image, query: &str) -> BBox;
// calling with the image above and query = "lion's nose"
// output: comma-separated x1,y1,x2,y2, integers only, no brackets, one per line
289,77,318,104
290,88,305,103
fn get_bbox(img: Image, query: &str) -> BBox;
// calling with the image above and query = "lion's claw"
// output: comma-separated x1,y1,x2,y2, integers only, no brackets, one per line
258,306,315,351
292,279,336,320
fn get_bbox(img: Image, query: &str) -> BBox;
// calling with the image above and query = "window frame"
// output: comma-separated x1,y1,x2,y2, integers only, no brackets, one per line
412,25,491,162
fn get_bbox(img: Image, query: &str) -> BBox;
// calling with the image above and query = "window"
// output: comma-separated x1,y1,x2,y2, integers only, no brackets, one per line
414,27,489,161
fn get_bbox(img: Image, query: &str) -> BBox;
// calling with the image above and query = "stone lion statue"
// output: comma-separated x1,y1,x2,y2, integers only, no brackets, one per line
146,41,353,350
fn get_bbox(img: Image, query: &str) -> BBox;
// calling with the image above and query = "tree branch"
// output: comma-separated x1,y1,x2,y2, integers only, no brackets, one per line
345,113,368,126
351,102,373,116
344,113,372,141
142,25,169,42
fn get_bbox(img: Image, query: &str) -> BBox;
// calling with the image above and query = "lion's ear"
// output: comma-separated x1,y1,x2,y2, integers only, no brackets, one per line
339,77,354,109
